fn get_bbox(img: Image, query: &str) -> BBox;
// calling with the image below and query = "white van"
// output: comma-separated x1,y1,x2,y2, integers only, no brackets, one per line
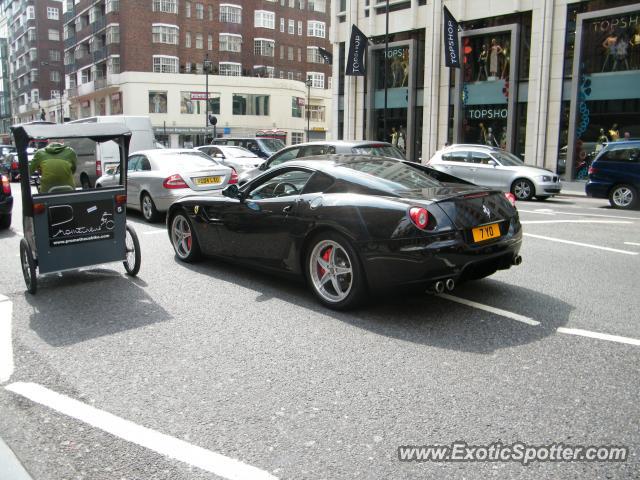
65,116,157,188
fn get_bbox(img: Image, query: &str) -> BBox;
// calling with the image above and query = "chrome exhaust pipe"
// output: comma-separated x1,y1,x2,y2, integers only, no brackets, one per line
434,281,445,294
445,278,455,291
513,255,522,266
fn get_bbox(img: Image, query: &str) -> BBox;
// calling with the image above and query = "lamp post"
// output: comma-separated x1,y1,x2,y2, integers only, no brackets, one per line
204,53,212,144
305,77,313,142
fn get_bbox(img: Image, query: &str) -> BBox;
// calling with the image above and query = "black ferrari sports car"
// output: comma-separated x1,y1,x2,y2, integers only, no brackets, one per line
167,155,522,309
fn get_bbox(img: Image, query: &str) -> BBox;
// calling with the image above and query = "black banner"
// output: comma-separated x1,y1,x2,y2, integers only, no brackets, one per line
345,25,367,76
443,6,461,68
48,199,116,247
318,47,333,65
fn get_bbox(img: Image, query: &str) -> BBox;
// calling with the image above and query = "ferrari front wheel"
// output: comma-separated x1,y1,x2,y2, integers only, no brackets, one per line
306,232,365,310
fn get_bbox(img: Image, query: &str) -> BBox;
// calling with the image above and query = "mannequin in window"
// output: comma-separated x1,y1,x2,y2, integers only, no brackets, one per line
608,124,620,142
477,45,488,81
478,122,488,144
489,38,503,78
630,26,640,69
602,32,618,72
500,126,507,150
613,35,630,71
486,127,499,147
500,41,510,80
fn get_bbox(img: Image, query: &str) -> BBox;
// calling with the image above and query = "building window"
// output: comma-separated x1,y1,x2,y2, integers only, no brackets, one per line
307,72,324,88
47,7,59,20
152,0,178,14
219,62,242,76
233,93,270,115
196,3,204,19
288,46,293,61
309,105,325,122
106,25,120,44
49,50,61,61
81,69,90,83
254,10,275,29
291,132,304,144
219,33,241,52
307,21,325,38
220,4,242,24
195,33,203,49
48,29,60,41
280,45,284,59
152,24,179,44
51,90,60,99
185,1,191,17
292,97,303,118
254,38,275,57
208,34,213,50
280,18,285,32
308,0,326,12
209,5,213,20
106,0,120,14
108,55,120,74
307,47,323,63
185,32,191,48
288,19,294,34
287,71,294,80
50,70,61,82
299,0,305,9
153,55,179,73
149,91,168,113
26,6,35,19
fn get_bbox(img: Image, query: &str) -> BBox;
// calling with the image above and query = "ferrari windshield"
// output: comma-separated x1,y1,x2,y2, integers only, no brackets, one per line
340,159,441,190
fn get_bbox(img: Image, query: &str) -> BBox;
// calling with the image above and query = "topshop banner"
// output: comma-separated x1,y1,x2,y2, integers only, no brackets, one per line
346,25,368,76
443,6,461,68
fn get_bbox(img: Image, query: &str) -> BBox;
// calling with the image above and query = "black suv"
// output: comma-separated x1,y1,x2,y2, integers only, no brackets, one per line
586,140,640,209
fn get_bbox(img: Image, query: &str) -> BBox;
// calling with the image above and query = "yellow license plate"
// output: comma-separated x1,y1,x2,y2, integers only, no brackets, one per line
472,223,501,242
195,176,221,185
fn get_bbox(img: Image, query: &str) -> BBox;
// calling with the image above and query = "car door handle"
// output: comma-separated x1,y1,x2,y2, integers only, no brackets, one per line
282,205,293,214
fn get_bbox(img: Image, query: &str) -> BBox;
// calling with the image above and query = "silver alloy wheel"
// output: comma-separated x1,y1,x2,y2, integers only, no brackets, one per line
142,195,153,220
612,186,634,207
309,239,353,303
171,215,193,259
513,180,532,200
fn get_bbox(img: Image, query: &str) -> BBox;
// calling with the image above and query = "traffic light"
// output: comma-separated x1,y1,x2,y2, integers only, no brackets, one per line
208,114,217,126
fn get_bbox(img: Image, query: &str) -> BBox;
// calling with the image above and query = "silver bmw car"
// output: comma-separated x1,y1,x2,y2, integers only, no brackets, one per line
427,144,562,201
95,149,235,222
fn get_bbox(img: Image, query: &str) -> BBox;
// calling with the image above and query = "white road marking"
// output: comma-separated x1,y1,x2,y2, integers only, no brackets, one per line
624,242,640,247
557,327,640,346
524,233,639,255
438,294,540,326
0,295,14,384
520,220,632,225
5,382,278,480
518,209,639,220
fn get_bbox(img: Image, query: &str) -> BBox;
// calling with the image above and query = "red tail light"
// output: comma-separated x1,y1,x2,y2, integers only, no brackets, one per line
115,194,127,207
1,175,10,195
163,174,188,189
409,207,429,230
504,192,516,207
33,203,46,215
588,166,597,175
229,168,238,184
96,160,102,177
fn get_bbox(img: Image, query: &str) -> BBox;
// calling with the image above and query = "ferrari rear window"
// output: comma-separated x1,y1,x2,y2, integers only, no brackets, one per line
340,159,442,190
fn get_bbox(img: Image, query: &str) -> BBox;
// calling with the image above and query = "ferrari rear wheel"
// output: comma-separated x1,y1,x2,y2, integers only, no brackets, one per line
306,232,365,310
171,212,201,262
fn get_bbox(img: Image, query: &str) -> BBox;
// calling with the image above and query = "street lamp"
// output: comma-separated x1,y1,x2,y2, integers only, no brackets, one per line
204,53,212,144
305,77,313,142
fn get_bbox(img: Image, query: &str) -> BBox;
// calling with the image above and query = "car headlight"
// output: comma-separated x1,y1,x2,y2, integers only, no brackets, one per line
537,175,552,182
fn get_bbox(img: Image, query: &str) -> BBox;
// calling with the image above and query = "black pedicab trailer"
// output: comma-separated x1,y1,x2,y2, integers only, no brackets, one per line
11,122,141,294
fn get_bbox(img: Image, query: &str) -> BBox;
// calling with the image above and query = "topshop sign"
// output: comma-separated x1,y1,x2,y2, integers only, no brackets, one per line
467,108,508,120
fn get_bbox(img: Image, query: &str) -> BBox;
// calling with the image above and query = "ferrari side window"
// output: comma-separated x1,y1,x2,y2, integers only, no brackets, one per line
248,169,313,200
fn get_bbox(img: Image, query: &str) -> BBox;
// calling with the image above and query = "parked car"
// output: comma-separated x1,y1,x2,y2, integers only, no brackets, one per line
3,147,36,181
239,140,406,184
427,144,561,201
586,140,640,209
167,155,522,310
95,149,236,222
0,173,12,229
211,137,285,159
194,145,264,174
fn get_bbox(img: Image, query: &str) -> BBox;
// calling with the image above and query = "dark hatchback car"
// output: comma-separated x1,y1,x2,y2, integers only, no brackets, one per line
238,140,406,184
0,173,13,229
586,141,640,209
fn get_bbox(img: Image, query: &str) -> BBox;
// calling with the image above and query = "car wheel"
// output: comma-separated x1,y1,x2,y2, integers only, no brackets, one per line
123,224,141,276
0,213,10,230
511,178,535,201
609,184,638,210
141,193,160,222
19,239,37,294
170,212,201,262
80,174,91,189
536,195,550,201
305,232,365,310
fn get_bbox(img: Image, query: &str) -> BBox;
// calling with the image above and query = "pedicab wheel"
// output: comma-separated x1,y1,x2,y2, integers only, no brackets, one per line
19,238,37,294
123,224,141,276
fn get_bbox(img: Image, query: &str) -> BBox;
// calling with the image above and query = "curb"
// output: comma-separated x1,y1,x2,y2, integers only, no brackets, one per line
0,436,34,480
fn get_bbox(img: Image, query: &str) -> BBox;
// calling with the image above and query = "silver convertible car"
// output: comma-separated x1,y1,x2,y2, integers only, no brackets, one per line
95,149,236,222
427,144,562,201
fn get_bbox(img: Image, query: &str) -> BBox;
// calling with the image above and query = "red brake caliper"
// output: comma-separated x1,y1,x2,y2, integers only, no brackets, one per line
318,246,332,277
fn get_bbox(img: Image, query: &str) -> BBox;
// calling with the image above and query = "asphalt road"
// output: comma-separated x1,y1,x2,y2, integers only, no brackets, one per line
0,185,638,479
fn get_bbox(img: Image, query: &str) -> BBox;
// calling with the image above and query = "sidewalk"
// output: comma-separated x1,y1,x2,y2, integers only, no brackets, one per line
560,180,587,197
0,436,34,480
